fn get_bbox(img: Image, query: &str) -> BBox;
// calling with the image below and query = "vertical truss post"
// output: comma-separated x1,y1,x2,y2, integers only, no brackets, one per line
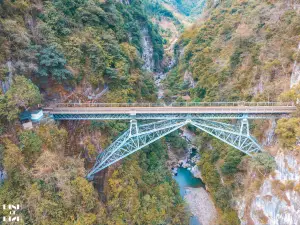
129,119,139,136
238,118,249,147
240,118,250,136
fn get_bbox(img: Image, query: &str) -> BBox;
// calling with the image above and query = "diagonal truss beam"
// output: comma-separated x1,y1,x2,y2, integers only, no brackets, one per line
87,119,189,180
190,119,261,155
87,118,262,180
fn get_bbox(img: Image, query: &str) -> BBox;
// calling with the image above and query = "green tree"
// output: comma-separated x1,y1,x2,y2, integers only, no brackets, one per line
37,124,68,153
2,76,42,121
7,76,41,108
221,210,240,225
3,140,25,181
0,95,8,120
276,118,300,149
37,45,73,83
19,130,42,164
221,149,243,175
165,130,187,155
5,76,42,120
250,152,276,176
214,186,230,210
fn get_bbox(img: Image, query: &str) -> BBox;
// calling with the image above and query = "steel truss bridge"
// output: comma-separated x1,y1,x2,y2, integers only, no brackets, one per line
46,102,296,180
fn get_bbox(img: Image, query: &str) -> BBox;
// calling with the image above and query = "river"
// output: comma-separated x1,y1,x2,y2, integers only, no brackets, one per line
173,167,205,225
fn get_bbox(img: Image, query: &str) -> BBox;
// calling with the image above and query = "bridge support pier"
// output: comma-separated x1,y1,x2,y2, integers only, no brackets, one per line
87,118,261,180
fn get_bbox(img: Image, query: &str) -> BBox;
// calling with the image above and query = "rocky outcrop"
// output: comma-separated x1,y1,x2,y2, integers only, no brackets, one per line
154,72,167,99
235,40,300,224
191,165,202,179
237,152,300,225
251,153,300,225
141,26,154,72
183,70,196,88
0,61,14,93
263,119,277,147
290,42,300,88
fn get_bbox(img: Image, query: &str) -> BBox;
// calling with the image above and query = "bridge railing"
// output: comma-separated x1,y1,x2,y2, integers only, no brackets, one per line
170,102,295,107
54,103,166,108
53,102,295,108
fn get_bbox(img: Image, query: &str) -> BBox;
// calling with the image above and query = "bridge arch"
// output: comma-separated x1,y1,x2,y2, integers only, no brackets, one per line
86,118,261,180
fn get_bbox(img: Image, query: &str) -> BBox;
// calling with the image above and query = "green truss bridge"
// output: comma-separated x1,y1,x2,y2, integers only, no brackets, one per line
46,102,296,180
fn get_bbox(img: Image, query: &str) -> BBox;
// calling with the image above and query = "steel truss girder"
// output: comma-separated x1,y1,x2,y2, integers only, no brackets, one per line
87,118,262,180
52,113,287,120
87,119,189,180
190,119,261,155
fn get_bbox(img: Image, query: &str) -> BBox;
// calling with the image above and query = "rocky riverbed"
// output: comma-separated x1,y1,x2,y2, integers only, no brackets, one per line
185,187,217,225
167,129,217,225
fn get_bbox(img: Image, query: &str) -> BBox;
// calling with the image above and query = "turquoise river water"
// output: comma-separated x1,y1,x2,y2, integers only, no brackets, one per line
173,167,205,225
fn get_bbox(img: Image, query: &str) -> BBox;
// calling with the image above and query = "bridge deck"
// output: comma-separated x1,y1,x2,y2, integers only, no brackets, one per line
49,106,296,114
46,102,296,120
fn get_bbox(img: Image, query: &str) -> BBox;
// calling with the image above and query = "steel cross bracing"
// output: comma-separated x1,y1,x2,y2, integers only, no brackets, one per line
86,118,261,180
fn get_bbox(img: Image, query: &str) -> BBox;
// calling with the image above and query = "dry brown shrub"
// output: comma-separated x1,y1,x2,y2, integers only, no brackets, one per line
31,150,62,180
285,180,295,190
271,180,291,205
293,183,300,193
235,23,254,38
255,209,269,224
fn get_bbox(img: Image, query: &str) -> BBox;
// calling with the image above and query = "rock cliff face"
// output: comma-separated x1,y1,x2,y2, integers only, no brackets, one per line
237,120,300,225
290,42,300,88
263,120,277,147
238,152,300,225
183,70,196,88
0,61,13,93
141,26,154,72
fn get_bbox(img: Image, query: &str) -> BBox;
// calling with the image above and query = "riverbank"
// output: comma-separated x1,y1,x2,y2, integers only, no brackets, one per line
185,187,217,225
169,137,217,225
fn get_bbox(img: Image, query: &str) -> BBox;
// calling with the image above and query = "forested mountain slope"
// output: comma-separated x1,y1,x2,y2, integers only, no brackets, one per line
166,0,300,102
0,0,188,224
0,0,164,105
162,0,206,18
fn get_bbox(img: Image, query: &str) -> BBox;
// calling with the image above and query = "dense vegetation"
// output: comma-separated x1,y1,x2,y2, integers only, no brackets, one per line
0,0,165,104
166,0,300,101
192,132,242,224
0,0,188,224
104,140,188,224
0,123,187,224
0,76,42,121
162,0,206,17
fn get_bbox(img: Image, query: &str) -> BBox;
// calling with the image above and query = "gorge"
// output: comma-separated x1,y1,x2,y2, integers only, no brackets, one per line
1,1,300,225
